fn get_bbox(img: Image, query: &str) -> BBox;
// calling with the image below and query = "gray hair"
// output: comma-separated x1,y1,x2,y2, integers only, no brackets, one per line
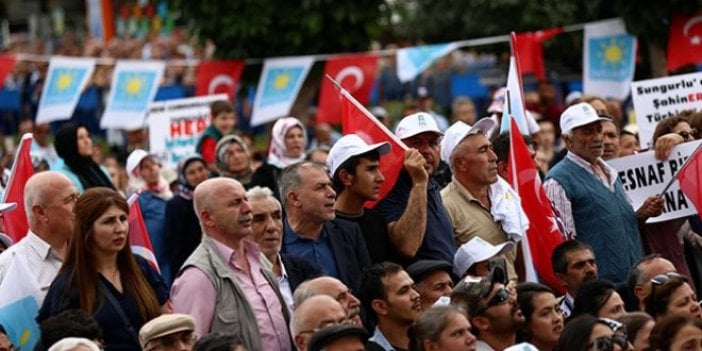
293,278,320,308
246,186,276,202
277,161,328,208
48,337,101,351
414,306,468,345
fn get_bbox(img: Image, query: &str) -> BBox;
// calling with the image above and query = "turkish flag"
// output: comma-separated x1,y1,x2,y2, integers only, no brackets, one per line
0,55,16,90
515,28,563,79
677,144,702,218
339,83,406,207
318,53,379,124
507,118,565,293
667,12,702,72
127,193,160,273
2,134,34,242
195,60,245,100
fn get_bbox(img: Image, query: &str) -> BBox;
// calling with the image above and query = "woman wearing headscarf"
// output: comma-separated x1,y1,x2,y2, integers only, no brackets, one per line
215,134,253,188
54,122,113,193
163,154,211,280
251,117,307,200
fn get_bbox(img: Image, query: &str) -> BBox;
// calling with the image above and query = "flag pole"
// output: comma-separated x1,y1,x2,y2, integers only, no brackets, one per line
658,141,702,196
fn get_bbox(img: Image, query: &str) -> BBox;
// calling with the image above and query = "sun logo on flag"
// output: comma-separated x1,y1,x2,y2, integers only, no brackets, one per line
273,72,291,90
596,37,630,69
125,75,145,96
56,72,73,90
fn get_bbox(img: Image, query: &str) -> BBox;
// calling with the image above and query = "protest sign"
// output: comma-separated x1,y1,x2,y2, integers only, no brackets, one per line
147,94,228,170
631,71,702,148
608,140,701,223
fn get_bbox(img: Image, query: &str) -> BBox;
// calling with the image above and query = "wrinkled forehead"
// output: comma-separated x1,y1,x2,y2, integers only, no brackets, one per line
402,131,442,144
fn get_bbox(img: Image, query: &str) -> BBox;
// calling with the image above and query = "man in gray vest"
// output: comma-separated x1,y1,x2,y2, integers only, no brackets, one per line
544,102,664,283
171,177,291,350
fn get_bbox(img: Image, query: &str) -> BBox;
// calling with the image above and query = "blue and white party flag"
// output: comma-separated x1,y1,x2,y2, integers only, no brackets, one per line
251,56,314,126
396,43,457,83
101,60,165,129
583,18,637,100
36,57,96,124
0,255,42,351
500,56,530,134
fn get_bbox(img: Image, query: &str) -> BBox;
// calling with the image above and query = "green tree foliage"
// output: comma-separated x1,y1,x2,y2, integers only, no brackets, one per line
171,0,388,59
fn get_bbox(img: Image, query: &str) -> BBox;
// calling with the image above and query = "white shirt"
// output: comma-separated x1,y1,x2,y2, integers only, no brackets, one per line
0,231,63,302
276,254,294,312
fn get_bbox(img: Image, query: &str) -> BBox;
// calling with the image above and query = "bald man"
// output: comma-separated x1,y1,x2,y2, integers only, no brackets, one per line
0,171,78,301
171,178,292,350
290,294,348,351
293,276,363,328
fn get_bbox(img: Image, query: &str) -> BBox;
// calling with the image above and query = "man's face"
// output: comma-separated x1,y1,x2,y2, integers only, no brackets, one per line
565,122,604,164
249,197,283,259
291,166,336,222
619,134,639,157
296,298,348,351
478,283,525,334
601,121,620,160
454,103,477,125
415,270,453,311
402,132,441,175
313,277,363,327
454,134,498,186
561,249,598,295
205,182,252,239
634,258,676,303
42,179,79,239
380,270,422,324
148,330,196,351
322,336,365,351
347,158,385,201
538,121,556,147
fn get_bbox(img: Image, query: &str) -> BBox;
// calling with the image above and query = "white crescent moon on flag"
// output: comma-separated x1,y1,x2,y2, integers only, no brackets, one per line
208,74,235,94
335,66,364,92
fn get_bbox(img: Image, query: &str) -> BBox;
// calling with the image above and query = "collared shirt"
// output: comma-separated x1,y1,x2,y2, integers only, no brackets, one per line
283,220,338,278
475,340,496,351
276,254,294,311
559,293,575,318
544,152,626,238
0,231,63,302
368,327,405,351
171,238,291,351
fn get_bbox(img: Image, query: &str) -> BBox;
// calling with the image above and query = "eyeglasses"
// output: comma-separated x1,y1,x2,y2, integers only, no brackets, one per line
146,331,197,351
650,272,688,286
677,129,697,139
588,334,629,351
475,287,510,315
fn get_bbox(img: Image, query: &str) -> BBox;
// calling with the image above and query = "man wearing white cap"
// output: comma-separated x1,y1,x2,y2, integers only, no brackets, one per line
375,112,457,264
544,102,664,283
328,134,406,265
454,237,514,279
440,119,525,282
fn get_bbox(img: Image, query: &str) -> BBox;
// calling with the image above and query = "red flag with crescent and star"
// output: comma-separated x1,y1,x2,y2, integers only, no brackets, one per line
195,60,245,100
667,11,702,72
317,53,379,124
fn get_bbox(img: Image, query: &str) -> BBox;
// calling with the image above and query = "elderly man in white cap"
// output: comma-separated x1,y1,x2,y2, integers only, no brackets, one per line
375,112,457,264
544,102,664,283
440,118,526,282
139,314,197,351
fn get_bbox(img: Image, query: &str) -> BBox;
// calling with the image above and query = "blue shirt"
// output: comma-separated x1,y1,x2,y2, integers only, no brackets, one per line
283,219,339,278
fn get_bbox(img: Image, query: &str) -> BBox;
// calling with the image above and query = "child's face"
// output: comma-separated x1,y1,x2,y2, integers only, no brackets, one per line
213,111,237,134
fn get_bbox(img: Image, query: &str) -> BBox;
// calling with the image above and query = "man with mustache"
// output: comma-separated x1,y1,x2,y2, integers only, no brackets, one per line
544,103,664,283
280,161,371,293
440,118,525,282
359,262,422,351
247,186,324,311
171,178,292,350
550,240,599,318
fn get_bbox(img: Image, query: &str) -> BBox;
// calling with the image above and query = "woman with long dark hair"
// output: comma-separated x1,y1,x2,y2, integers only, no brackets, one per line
38,188,168,351
54,123,113,193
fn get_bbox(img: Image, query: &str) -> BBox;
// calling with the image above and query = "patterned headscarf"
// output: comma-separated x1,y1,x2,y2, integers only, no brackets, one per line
266,117,307,169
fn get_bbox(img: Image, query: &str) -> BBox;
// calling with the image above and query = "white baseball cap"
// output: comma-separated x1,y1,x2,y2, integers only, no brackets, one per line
327,134,391,177
453,237,514,277
488,87,507,114
395,112,444,140
560,102,610,136
440,119,496,163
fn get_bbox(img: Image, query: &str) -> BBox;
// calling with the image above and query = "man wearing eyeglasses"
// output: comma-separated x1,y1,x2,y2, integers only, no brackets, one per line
290,294,349,351
452,266,525,351
139,314,197,351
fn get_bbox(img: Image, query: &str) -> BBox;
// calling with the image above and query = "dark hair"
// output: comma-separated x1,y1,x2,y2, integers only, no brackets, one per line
641,274,688,319
210,100,234,118
685,109,702,135
39,309,102,351
193,333,245,351
358,262,404,323
652,114,690,144
490,132,533,163
618,312,654,347
331,150,380,193
551,240,593,275
516,283,557,327
554,315,599,351
54,122,114,190
571,279,617,319
649,314,702,351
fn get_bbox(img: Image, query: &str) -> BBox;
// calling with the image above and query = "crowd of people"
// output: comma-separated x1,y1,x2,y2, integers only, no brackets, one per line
0,75,701,351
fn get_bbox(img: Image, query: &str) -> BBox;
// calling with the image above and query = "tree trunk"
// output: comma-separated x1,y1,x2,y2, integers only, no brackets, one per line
647,41,667,78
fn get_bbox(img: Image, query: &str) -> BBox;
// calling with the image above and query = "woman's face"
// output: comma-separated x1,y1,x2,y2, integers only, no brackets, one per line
527,292,564,347
673,122,696,142
226,142,249,173
284,126,305,158
599,291,626,320
588,324,624,351
139,157,161,186
91,205,129,256
666,283,702,320
184,160,210,187
76,127,93,157
619,134,639,156
669,324,702,351
426,312,476,351
632,320,654,351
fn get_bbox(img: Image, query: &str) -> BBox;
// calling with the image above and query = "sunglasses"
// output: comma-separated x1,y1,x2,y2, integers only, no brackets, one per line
677,129,697,139
650,272,688,286
476,287,510,315
589,334,629,351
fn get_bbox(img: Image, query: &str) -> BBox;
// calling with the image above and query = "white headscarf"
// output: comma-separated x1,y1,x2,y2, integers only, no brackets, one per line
267,117,307,169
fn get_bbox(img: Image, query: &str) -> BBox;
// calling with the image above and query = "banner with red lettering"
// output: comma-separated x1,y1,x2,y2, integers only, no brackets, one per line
147,94,227,170
317,53,379,124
